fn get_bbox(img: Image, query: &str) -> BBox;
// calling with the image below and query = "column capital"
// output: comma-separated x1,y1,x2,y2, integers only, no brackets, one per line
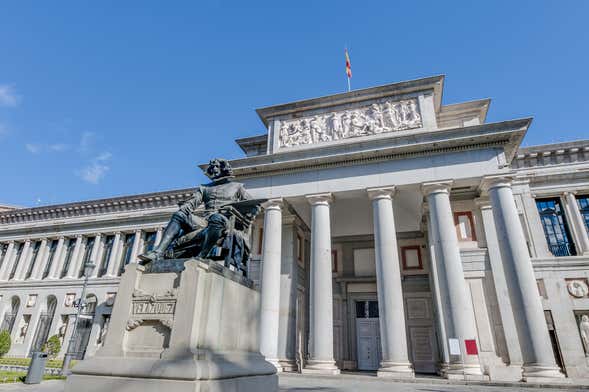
261,198,283,210
421,180,453,196
306,193,333,206
479,175,515,193
367,186,396,200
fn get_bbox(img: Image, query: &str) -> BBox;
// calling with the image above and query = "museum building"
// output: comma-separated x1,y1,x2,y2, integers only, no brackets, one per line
0,75,588,383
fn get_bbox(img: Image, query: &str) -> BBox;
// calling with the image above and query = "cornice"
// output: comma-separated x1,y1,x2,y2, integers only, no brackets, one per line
0,188,194,225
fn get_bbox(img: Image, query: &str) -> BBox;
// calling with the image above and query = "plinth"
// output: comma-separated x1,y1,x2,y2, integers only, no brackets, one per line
64,258,277,392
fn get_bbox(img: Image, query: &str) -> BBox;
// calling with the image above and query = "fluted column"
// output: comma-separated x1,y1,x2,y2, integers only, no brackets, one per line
422,181,482,378
0,242,16,281
47,237,66,279
482,176,564,381
105,232,123,277
89,234,103,278
563,192,589,255
30,239,49,280
258,199,283,371
13,240,32,281
65,236,85,279
367,187,414,378
303,193,339,375
129,230,143,263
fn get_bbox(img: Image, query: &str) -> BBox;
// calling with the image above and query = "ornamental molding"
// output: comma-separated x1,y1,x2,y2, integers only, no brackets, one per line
0,188,195,225
278,98,422,149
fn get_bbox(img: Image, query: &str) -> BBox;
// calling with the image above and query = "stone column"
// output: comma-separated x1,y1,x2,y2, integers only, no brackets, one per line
367,186,414,378
129,230,143,263
13,240,32,281
65,236,85,279
89,234,103,278
258,199,283,371
482,176,564,382
476,198,524,376
105,232,123,277
47,237,66,279
155,227,164,247
563,192,589,256
303,193,339,375
30,239,49,280
422,181,482,379
0,241,16,281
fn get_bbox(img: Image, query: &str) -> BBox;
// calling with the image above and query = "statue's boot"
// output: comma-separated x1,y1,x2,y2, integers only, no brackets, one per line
198,225,224,259
138,220,181,264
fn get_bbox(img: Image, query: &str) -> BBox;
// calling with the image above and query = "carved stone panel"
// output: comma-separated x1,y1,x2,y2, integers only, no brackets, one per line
278,98,422,148
566,278,589,298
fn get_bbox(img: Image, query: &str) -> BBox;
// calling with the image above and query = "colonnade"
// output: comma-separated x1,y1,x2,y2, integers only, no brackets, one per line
258,177,565,380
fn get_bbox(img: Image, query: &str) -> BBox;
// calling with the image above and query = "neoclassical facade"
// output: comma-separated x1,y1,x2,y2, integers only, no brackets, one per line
0,75,588,383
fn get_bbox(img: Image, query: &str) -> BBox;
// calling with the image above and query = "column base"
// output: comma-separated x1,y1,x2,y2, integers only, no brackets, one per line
377,361,415,378
441,363,486,381
523,365,568,383
265,358,284,373
302,360,340,375
278,359,297,372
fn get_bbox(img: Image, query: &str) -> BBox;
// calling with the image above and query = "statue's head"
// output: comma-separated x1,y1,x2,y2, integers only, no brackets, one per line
205,158,233,180
583,315,589,322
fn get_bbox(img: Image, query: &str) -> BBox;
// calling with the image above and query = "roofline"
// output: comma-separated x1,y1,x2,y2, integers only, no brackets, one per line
256,75,445,127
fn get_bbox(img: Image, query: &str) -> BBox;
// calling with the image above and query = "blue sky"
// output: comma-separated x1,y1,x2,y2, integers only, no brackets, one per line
0,1,588,207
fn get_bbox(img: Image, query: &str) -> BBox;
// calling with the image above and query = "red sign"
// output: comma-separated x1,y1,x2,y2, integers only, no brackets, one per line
465,339,478,355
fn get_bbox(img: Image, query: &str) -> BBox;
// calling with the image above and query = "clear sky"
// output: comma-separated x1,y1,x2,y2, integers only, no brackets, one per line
1,1,588,207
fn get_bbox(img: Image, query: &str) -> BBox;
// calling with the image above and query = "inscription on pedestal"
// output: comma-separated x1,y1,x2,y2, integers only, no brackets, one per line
133,301,176,315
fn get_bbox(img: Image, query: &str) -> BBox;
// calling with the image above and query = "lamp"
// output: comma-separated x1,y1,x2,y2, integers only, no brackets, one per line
84,262,96,278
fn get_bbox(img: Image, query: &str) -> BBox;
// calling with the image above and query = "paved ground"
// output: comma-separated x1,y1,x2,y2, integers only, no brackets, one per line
0,374,585,392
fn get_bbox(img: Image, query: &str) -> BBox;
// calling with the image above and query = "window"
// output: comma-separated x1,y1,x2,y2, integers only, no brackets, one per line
42,240,59,279
355,300,379,319
25,241,42,279
401,245,423,270
98,235,115,277
60,239,76,278
142,232,157,254
8,243,24,280
79,237,95,278
536,198,577,257
119,233,136,274
578,195,589,235
454,211,477,241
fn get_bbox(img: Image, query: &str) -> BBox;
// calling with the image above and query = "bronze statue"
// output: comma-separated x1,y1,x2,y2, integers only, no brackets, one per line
138,158,263,274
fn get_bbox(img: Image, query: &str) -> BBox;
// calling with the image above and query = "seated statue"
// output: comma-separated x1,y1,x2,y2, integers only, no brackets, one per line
138,158,263,274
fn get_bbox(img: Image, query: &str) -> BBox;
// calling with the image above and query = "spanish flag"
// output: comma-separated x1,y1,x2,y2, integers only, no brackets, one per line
345,49,352,79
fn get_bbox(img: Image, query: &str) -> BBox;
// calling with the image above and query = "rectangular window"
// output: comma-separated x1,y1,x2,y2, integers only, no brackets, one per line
9,242,24,280
454,211,477,241
24,241,42,279
119,233,136,274
79,237,95,278
98,235,115,277
42,240,58,279
577,195,589,235
60,239,75,278
142,232,157,254
401,245,423,270
536,198,577,257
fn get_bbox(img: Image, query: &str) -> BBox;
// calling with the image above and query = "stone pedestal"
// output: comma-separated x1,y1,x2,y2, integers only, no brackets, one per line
65,258,277,392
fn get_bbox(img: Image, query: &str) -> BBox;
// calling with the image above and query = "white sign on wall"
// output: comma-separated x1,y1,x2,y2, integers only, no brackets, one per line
448,338,461,356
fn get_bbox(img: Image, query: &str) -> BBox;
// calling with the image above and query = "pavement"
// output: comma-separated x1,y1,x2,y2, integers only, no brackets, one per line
0,374,586,392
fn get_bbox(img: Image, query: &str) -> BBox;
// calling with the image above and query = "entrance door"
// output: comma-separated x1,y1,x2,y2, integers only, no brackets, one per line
355,300,381,371
405,295,438,374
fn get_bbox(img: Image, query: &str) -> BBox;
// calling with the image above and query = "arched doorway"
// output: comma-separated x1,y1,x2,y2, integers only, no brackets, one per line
1,296,20,333
29,296,57,355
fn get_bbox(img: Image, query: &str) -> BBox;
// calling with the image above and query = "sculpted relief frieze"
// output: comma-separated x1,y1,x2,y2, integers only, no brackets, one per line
278,98,422,148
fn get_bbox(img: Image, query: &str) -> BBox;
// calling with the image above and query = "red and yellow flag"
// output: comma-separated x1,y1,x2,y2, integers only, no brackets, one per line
345,49,352,78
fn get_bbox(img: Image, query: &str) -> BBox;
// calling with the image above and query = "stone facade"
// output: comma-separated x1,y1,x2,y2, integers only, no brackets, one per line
0,75,588,384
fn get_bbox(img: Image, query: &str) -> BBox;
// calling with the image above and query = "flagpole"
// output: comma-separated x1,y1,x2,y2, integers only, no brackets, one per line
347,77,351,92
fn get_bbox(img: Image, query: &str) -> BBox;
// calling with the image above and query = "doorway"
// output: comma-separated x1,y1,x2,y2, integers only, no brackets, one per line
355,300,381,370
